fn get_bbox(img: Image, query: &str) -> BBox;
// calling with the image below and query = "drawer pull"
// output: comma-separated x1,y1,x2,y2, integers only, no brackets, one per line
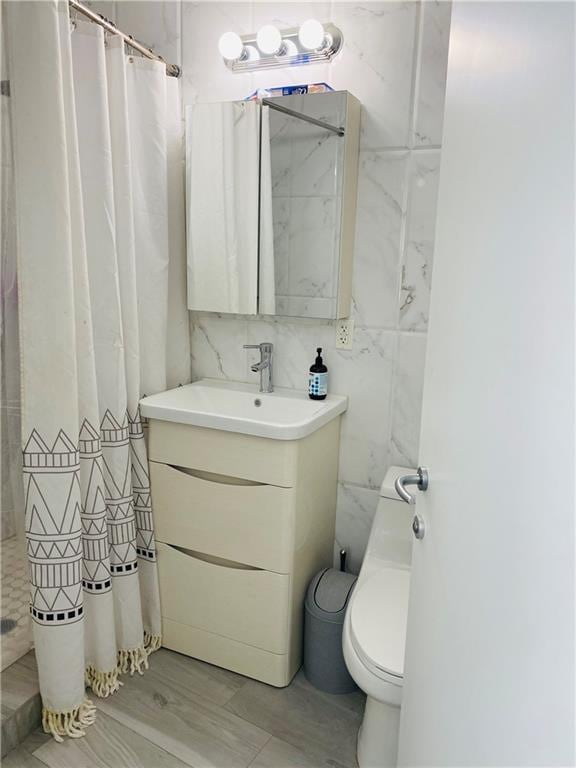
166,544,263,571
167,464,265,487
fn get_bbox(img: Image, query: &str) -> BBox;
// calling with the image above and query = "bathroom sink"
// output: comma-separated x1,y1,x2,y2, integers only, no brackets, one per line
140,379,347,440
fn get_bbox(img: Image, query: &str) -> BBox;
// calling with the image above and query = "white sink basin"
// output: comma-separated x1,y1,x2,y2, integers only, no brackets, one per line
140,379,347,440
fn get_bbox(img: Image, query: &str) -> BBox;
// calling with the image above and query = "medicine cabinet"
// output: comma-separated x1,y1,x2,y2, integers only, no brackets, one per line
186,90,360,319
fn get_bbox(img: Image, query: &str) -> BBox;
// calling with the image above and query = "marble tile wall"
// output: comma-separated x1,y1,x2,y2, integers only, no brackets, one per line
109,0,451,573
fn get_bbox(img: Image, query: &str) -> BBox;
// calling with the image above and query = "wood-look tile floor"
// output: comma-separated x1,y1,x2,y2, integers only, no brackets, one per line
4,648,365,768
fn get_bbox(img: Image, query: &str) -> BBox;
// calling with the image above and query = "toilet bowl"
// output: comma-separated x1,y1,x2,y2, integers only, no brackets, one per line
342,467,414,768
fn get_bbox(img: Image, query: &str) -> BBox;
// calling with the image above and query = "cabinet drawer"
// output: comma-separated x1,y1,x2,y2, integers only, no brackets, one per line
157,542,290,654
147,419,298,487
162,618,298,687
151,462,294,573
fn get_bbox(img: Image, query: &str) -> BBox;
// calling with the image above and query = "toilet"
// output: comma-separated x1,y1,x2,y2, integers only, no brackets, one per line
342,466,415,768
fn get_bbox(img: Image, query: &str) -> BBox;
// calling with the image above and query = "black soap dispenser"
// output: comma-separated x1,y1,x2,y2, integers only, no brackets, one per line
309,347,328,400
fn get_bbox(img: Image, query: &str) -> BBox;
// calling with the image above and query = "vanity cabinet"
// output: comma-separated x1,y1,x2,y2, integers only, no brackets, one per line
147,416,341,687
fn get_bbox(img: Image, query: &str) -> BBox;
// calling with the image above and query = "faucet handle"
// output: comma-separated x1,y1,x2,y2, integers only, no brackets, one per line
243,342,273,351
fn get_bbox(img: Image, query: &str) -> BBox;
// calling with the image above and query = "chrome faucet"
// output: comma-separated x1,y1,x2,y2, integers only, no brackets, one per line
244,342,273,393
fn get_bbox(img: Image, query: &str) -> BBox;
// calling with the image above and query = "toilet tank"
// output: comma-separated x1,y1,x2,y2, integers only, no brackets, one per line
364,466,415,567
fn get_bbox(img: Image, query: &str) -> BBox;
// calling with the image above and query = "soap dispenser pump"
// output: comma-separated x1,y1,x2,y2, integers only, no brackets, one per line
309,347,328,401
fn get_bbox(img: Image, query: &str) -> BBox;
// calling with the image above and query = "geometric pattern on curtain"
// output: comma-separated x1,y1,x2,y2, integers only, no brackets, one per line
7,0,189,741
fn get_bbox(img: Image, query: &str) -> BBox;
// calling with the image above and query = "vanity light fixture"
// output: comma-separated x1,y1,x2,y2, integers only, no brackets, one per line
219,21,343,72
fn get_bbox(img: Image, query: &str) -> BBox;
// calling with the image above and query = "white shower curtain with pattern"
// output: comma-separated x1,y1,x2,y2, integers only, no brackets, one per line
7,0,189,740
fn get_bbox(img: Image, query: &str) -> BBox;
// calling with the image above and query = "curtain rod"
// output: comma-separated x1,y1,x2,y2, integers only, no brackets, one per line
69,0,181,78
261,98,345,137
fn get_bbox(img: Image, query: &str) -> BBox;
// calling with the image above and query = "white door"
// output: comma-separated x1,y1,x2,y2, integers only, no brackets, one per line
398,2,575,766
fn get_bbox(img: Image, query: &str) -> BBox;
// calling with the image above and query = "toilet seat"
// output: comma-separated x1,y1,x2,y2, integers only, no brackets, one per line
349,567,410,684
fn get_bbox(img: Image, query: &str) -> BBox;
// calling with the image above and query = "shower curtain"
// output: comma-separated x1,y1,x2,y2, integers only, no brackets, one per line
6,0,189,740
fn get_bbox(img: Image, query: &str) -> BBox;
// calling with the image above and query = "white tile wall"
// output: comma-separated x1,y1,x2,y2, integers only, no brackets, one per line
390,331,427,468
83,1,118,24
116,1,182,65
353,150,409,328
400,149,441,331
113,0,452,572
412,0,451,147
182,2,254,102
330,2,418,150
336,483,381,573
191,313,249,382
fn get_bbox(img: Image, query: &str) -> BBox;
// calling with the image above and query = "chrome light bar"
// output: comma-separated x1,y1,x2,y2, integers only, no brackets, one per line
225,24,343,73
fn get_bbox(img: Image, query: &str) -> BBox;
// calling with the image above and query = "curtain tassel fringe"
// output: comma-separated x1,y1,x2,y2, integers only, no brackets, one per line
144,631,162,654
117,644,149,676
42,698,97,743
85,636,162,698
85,665,122,698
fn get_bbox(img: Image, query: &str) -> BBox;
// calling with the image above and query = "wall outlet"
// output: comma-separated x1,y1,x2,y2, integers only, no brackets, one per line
335,318,354,349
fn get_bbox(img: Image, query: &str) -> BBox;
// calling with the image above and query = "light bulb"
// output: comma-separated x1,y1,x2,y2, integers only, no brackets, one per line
256,25,283,55
298,19,326,50
244,45,260,62
218,31,244,61
282,39,298,57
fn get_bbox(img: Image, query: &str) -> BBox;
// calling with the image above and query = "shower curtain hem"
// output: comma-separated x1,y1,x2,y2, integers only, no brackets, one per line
85,637,162,695
42,697,97,742
45,638,163,741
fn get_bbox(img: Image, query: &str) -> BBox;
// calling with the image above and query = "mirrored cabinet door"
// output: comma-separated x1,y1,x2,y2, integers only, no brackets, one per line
260,91,359,319
186,100,259,314
185,91,360,319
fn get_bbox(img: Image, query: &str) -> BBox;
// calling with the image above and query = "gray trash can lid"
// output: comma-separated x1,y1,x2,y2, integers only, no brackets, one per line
305,568,358,621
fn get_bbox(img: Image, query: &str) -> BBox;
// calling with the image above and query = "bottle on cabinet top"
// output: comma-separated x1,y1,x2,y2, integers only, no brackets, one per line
309,348,328,401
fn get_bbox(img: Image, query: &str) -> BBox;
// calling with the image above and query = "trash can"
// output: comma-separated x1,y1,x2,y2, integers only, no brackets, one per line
304,567,358,694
